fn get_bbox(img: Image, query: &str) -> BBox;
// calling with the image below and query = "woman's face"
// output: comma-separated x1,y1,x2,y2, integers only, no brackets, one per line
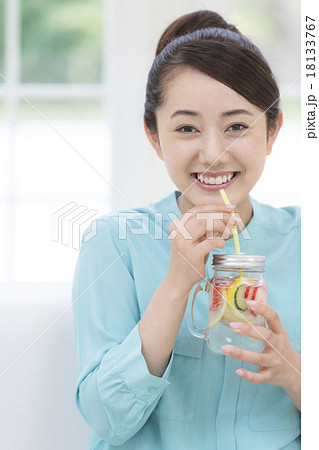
145,67,282,216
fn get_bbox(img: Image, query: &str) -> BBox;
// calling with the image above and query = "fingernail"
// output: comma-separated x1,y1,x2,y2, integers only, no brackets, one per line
225,204,236,210
233,216,243,224
221,345,233,354
247,300,258,309
230,322,242,329
236,369,245,377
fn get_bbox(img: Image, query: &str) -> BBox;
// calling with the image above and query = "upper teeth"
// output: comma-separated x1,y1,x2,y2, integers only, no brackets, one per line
196,173,234,184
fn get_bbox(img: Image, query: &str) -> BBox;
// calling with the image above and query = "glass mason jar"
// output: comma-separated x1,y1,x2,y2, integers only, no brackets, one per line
187,254,267,355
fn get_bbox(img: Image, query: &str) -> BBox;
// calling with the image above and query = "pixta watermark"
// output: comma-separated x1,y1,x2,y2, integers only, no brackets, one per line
117,212,252,241
51,202,99,250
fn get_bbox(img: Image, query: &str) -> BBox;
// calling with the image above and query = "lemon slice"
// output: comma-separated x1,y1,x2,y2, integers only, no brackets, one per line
227,277,260,323
208,286,227,328
222,304,242,322
226,276,256,302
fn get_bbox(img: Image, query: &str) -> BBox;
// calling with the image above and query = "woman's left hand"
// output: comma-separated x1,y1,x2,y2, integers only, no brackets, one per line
221,301,301,398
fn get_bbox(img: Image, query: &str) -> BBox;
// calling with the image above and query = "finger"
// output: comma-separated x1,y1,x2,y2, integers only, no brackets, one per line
196,236,226,253
170,213,208,241
186,204,242,232
189,203,237,214
219,226,231,240
206,219,233,238
229,321,274,345
188,212,233,241
204,211,241,229
221,345,271,366
192,211,241,235
227,214,243,228
235,368,271,384
206,227,231,240
246,301,283,335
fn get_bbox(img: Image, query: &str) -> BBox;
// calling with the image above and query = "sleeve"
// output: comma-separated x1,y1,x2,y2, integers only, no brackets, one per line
72,217,173,446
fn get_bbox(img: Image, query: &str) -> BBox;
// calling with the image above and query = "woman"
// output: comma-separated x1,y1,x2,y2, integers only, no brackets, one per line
72,10,301,449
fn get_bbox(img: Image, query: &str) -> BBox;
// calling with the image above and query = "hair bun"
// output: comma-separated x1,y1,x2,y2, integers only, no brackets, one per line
156,10,241,56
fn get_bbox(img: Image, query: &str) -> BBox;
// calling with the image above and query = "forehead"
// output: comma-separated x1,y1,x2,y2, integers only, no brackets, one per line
160,67,260,116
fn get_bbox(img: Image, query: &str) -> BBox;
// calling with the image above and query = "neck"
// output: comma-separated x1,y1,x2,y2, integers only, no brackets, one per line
233,196,253,238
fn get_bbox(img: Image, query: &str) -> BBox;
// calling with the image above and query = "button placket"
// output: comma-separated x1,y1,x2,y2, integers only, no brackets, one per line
215,356,242,450
148,386,158,393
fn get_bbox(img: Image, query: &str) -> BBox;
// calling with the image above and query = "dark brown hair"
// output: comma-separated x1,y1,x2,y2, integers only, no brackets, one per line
144,10,280,134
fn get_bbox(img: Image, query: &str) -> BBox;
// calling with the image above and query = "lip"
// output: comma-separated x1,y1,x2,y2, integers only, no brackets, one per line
191,172,239,191
195,170,235,177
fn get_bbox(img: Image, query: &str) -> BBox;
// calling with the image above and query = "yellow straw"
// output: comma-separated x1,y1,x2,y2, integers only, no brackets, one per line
220,189,241,253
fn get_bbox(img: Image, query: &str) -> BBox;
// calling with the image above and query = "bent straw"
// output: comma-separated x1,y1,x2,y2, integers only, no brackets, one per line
220,189,241,253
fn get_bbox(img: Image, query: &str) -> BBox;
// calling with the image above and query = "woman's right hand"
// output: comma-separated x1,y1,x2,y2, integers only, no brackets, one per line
166,203,242,294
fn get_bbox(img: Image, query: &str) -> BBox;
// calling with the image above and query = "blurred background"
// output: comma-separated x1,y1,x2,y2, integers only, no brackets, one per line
0,0,300,284
0,0,300,449
0,0,300,282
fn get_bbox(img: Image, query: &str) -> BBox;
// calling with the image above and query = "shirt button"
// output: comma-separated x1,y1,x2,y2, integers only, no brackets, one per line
148,386,158,393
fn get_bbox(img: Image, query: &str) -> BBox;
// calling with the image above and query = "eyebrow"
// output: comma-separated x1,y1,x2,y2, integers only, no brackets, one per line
222,109,254,117
170,109,254,119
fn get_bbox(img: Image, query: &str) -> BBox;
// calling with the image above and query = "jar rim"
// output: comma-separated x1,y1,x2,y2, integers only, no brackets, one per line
212,253,265,270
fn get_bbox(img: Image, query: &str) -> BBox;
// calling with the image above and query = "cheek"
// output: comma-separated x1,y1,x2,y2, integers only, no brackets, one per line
231,136,267,169
162,138,197,163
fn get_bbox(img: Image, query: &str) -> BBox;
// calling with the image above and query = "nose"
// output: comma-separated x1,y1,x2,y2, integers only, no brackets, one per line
198,132,231,168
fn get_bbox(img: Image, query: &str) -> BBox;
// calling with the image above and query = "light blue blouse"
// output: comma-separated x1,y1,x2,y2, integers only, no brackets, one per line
72,190,301,450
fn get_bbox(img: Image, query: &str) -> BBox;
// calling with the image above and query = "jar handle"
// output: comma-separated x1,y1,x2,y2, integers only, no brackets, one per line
187,279,210,339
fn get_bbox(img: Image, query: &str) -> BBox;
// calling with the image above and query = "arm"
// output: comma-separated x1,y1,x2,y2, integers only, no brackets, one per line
72,219,176,445
282,351,301,410
73,205,237,443
138,271,190,377
139,205,239,377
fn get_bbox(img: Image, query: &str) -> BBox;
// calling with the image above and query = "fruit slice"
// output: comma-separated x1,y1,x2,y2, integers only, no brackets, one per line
222,303,241,322
233,284,261,311
234,284,250,311
245,286,259,300
226,276,262,323
226,276,255,304
231,289,260,322
210,283,228,309
208,286,227,328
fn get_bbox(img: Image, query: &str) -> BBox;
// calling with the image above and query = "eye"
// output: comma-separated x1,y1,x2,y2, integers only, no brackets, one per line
227,123,248,132
176,125,198,133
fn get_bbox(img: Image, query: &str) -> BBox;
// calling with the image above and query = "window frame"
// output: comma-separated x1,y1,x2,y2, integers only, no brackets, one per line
0,0,109,282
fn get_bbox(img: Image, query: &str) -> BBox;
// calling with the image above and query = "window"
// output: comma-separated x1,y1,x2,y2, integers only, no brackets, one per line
228,0,301,206
0,0,110,282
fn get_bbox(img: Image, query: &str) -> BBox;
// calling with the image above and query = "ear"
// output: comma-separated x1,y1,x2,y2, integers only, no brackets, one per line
266,109,283,156
143,121,164,161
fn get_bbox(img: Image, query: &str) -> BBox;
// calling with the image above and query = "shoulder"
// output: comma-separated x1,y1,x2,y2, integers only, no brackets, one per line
251,197,300,235
80,196,168,246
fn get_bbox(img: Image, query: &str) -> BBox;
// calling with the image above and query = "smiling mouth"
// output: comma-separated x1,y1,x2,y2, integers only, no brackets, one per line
191,172,238,185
